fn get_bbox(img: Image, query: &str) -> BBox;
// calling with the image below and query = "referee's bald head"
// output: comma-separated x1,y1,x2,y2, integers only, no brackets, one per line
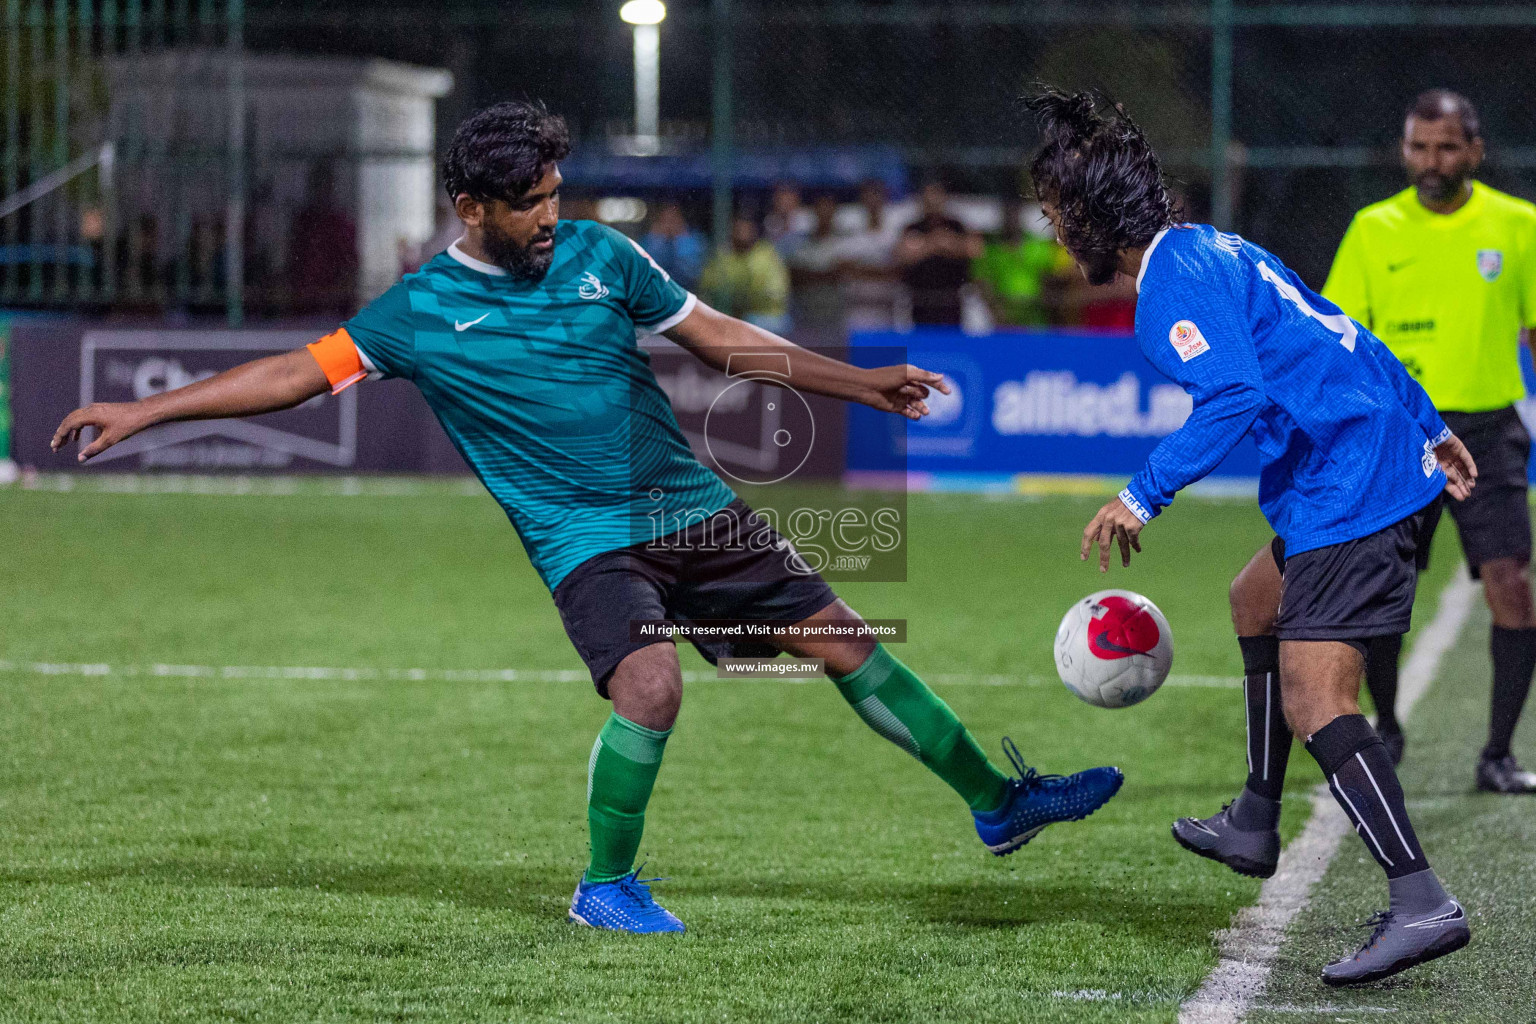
1406,89,1481,143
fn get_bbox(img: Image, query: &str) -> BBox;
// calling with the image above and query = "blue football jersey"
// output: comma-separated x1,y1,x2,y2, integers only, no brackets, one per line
1121,224,1449,556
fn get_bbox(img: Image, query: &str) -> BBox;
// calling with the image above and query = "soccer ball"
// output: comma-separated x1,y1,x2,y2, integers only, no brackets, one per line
1054,589,1173,708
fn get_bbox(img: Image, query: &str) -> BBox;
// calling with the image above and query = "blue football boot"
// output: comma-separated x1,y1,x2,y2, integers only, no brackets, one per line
973,738,1124,855
568,868,686,934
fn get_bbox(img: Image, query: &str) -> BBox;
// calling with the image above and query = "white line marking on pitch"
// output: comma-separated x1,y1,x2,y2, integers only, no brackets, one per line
0,660,1240,689
1178,566,1477,1024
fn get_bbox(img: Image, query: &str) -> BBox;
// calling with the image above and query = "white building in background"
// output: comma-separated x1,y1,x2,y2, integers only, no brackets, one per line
108,51,453,305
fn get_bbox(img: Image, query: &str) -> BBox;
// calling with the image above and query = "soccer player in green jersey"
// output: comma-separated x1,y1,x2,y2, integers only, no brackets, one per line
51,101,1124,933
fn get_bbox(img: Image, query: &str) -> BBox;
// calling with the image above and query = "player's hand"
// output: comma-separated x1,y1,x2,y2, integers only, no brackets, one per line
1435,433,1477,501
1081,496,1144,572
863,364,951,421
51,402,152,462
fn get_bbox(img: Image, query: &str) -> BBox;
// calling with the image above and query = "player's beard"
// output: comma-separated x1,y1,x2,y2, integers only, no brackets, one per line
483,222,556,282
1413,168,1469,205
1079,250,1120,287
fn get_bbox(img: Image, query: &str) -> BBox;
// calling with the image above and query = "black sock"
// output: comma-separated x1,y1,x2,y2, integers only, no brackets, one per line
1306,714,1429,879
1238,635,1290,801
1364,634,1403,735
1485,626,1536,761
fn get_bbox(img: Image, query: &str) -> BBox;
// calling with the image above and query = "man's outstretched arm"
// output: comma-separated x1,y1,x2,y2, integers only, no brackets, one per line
52,348,330,462
664,299,948,420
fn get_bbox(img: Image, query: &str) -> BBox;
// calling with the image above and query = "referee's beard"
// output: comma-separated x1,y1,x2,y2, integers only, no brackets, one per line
483,220,557,282
1414,169,1470,206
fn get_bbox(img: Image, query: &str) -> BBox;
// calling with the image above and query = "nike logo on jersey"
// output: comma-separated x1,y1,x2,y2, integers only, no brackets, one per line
454,313,491,332
1386,258,1417,273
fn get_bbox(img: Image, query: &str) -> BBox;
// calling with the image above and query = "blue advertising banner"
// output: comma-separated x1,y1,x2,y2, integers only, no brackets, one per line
846,328,1262,491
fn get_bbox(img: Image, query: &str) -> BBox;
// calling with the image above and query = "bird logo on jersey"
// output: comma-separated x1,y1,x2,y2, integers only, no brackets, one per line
1169,320,1210,362
578,272,610,301
1087,595,1163,661
1477,250,1503,282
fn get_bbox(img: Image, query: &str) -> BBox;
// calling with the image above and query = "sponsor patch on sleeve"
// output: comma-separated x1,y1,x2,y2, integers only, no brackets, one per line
1168,320,1210,362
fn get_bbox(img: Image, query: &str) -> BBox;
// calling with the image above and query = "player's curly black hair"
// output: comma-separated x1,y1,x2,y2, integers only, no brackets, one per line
443,100,572,204
1024,87,1179,285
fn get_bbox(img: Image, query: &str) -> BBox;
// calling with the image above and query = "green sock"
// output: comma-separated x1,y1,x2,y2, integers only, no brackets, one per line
585,712,671,884
831,645,1009,812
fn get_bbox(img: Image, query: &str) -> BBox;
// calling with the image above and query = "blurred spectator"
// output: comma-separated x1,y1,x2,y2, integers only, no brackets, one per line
561,196,600,222
115,213,164,304
786,194,846,334
700,213,790,333
289,161,358,317
895,180,983,326
1067,276,1138,330
837,179,903,331
972,197,1075,327
763,182,809,258
243,178,287,316
640,201,707,291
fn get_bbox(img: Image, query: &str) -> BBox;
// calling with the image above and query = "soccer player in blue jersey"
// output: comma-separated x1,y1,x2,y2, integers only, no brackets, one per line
1024,88,1477,985
51,100,1124,935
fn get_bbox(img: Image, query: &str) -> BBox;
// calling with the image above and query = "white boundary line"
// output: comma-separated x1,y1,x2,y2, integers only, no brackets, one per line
0,659,1239,690
1178,566,1478,1024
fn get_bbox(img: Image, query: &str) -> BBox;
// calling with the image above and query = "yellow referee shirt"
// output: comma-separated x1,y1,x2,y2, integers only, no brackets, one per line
1323,181,1536,412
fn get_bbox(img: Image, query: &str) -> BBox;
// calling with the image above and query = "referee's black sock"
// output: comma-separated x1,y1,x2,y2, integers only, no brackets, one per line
1364,634,1403,736
1236,636,1289,831
1484,625,1536,761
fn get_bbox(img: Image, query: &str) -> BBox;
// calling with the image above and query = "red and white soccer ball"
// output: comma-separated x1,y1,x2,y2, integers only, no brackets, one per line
1054,589,1174,708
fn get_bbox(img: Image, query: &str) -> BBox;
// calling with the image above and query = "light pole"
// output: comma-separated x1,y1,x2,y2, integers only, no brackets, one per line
619,0,665,155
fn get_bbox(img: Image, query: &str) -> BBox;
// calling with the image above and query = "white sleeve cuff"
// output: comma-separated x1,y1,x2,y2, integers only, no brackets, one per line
637,292,698,338
354,344,384,381
1118,487,1153,524
1429,425,1452,447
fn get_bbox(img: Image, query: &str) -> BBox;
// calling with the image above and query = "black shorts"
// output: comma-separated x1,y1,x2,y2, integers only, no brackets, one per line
1430,407,1532,579
1270,501,1441,651
551,498,839,697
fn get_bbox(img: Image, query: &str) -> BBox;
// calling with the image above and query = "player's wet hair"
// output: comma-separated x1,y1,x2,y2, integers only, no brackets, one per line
1407,89,1480,142
1024,87,1178,285
443,100,571,204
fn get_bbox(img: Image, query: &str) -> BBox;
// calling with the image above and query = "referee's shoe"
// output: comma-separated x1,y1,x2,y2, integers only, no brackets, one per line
1476,753,1536,793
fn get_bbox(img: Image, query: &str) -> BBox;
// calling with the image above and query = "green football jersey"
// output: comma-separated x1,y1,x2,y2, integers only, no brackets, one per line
343,219,736,589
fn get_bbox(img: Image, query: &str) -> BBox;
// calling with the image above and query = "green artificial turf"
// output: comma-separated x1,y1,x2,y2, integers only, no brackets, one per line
0,482,1496,1023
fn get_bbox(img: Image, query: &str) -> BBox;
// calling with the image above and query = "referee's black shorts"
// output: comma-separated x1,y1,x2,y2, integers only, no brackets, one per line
1432,406,1533,578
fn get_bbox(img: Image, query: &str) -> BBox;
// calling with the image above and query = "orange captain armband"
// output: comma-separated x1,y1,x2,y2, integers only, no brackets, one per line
306,328,369,395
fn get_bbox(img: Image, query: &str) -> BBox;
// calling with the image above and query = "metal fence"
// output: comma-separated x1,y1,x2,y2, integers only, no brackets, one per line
5,1,1536,319
1,0,245,319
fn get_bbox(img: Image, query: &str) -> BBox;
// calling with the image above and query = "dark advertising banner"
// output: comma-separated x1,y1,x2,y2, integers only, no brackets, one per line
10,325,467,474
9,326,848,481
846,328,1262,489
643,337,846,484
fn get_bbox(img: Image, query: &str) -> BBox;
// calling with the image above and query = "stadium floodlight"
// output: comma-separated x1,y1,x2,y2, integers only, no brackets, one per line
620,1,666,154
619,0,666,25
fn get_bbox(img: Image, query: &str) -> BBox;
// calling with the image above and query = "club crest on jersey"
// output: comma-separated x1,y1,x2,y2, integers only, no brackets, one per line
578,272,610,301
1477,249,1503,282
1168,320,1210,362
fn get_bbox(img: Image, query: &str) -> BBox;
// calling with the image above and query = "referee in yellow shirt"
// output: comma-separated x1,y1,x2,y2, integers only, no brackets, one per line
1324,89,1536,793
